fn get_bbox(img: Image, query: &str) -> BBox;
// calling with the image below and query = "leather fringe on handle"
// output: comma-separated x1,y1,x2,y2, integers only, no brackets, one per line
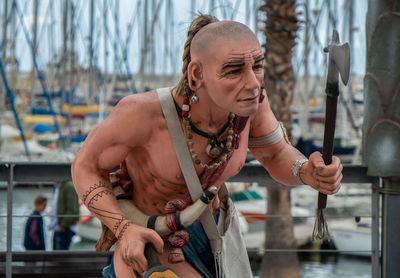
312,193,331,241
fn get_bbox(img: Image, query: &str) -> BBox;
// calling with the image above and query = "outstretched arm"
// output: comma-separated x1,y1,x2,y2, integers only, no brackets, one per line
249,95,342,195
71,94,163,273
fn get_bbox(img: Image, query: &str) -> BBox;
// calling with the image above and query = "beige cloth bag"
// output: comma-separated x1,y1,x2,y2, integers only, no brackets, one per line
157,87,253,278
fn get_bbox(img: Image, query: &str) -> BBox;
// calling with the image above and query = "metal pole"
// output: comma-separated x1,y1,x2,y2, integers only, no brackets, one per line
371,177,381,278
6,163,14,278
382,179,400,277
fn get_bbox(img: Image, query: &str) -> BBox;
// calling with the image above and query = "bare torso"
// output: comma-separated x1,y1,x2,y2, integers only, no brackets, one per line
110,89,251,277
124,90,250,216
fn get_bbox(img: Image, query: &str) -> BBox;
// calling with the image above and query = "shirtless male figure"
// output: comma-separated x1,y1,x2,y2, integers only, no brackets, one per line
72,14,343,278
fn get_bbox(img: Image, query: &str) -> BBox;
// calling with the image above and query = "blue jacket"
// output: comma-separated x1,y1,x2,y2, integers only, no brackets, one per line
24,210,46,250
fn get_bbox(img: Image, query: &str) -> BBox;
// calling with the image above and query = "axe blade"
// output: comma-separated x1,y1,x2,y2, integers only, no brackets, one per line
331,42,350,85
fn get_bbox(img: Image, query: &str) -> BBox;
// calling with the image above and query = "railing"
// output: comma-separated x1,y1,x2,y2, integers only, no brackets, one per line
0,162,380,278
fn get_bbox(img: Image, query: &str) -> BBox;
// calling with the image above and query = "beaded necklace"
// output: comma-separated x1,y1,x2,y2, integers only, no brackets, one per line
175,96,237,169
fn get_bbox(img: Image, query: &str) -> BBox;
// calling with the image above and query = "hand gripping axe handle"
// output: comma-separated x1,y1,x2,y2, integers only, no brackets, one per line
312,30,350,241
138,243,180,278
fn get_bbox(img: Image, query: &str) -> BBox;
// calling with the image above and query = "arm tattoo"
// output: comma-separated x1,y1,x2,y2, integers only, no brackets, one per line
116,221,133,240
82,181,127,233
112,216,128,235
82,181,113,207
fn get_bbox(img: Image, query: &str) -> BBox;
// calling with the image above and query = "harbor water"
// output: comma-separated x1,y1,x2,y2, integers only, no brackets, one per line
1,187,372,277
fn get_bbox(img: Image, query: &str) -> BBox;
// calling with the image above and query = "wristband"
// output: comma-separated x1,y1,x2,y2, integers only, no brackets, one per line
114,218,132,240
292,159,308,185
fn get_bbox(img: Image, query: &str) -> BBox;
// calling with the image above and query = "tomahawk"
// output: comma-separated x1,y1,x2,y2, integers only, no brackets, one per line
312,29,350,241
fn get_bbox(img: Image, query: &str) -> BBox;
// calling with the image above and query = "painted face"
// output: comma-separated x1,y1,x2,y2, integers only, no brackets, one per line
202,37,264,116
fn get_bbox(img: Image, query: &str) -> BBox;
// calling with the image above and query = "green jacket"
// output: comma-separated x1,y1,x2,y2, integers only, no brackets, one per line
57,180,80,227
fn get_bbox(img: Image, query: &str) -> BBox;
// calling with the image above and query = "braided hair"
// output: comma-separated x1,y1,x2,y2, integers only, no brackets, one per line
175,14,219,97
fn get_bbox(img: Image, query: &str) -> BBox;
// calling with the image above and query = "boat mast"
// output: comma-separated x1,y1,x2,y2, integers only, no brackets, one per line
164,0,169,71
348,0,354,71
254,0,259,37
30,0,39,98
245,0,250,27
10,0,16,95
68,0,75,142
138,0,161,90
138,0,148,90
99,0,108,122
47,0,55,93
88,0,94,104
209,0,214,15
112,0,119,91
103,0,108,77
1,0,7,63
191,0,195,20
150,0,156,74
61,0,68,107
301,0,310,140
0,0,8,113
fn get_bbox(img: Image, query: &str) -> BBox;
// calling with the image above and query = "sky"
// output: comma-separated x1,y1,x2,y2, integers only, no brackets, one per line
2,0,367,77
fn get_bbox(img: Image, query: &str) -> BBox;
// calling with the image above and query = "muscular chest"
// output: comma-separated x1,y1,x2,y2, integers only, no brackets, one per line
146,124,250,185
124,119,250,215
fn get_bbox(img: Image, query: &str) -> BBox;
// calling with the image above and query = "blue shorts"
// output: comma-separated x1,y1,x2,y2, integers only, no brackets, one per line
102,217,218,278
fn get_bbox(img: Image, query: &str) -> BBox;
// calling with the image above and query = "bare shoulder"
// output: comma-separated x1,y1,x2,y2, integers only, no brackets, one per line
114,90,161,117
82,91,160,150
103,90,163,145
75,90,163,172
249,95,279,138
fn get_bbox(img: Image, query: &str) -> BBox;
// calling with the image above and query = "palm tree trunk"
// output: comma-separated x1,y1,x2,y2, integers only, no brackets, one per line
259,1,300,277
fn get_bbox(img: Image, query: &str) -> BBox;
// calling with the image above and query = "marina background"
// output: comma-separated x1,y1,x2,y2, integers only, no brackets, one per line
0,0,386,277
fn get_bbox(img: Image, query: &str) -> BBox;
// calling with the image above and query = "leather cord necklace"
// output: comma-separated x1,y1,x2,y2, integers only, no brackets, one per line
173,98,233,159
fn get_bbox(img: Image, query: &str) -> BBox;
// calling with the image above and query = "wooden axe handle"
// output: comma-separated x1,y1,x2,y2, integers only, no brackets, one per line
144,243,160,269
319,95,338,209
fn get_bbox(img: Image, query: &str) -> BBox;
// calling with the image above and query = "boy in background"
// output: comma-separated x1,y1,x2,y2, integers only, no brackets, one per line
24,196,47,250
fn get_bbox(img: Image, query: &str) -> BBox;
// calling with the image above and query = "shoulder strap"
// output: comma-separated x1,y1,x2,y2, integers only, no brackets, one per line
156,87,203,199
156,88,222,245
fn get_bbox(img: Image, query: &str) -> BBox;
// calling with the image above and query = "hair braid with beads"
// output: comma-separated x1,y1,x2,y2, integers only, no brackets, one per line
175,14,219,97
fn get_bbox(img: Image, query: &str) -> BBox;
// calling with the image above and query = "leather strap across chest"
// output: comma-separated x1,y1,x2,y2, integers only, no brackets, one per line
157,87,223,249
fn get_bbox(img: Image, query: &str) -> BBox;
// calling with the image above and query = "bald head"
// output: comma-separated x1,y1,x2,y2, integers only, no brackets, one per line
190,21,259,60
